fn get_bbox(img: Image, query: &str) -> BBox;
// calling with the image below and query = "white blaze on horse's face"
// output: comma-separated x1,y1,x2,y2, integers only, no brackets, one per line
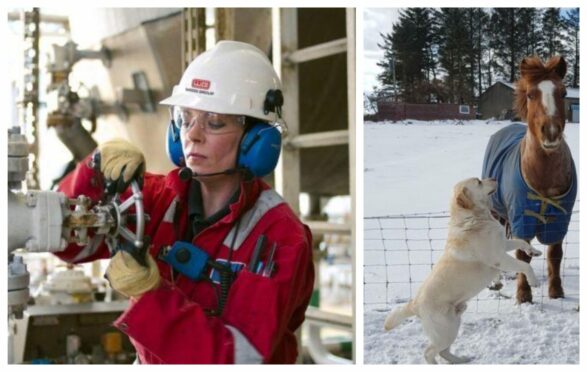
538,80,557,116
535,80,563,151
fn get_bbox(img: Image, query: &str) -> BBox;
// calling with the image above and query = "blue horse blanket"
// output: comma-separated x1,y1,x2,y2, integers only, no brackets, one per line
482,123,577,245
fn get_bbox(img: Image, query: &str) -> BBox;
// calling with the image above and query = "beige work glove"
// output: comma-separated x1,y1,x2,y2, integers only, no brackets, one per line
106,250,160,298
98,139,146,193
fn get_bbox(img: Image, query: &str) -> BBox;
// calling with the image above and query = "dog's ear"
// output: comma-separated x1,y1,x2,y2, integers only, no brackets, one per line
456,187,474,210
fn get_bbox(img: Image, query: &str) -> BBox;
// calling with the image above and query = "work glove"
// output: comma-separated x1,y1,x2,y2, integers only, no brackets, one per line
97,139,145,194
106,250,160,298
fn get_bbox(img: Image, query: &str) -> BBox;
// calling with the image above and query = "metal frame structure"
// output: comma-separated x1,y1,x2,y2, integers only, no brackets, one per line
272,7,356,364
21,9,41,189
182,8,206,69
181,7,356,363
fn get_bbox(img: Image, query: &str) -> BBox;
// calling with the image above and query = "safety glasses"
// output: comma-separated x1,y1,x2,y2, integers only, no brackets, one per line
172,106,245,135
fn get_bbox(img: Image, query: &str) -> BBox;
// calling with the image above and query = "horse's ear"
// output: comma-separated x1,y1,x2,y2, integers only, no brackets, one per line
552,56,567,79
520,58,529,77
520,57,534,79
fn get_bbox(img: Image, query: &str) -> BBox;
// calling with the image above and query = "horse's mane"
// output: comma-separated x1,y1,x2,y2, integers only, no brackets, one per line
514,56,565,120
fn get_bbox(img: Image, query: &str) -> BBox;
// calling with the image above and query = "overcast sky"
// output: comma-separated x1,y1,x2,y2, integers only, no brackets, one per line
363,8,401,95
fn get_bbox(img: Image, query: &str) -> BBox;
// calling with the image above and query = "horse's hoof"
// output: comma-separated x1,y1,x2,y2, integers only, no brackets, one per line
516,290,533,304
548,277,565,299
549,285,565,299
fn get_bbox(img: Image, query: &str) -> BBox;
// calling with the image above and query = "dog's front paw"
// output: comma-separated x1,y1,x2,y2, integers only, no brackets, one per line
524,245,542,257
439,349,472,364
454,356,472,364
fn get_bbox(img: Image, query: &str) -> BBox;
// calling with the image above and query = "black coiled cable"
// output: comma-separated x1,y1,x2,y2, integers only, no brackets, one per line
209,218,241,315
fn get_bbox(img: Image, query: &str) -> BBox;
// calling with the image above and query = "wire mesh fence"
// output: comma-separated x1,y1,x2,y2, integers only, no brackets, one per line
364,204,580,314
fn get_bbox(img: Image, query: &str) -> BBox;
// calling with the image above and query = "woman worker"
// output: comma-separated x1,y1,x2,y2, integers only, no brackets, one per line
56,41,315,364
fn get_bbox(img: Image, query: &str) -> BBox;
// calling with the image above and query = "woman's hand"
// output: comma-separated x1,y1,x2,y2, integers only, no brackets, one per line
98,139,145,193
106,250,160,298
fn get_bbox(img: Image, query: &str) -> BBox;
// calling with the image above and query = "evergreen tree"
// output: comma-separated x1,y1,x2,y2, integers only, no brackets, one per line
461,8,490,102
518,8,542,57
563,8,579,87
539,8,567,59
489,8,528,82
437,8,471,103
472,9,491,98
374,7,577,108
376,8,438,103
375,32,398,101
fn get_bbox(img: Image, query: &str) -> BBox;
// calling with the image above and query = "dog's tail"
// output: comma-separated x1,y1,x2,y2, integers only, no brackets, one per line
384,301,415,331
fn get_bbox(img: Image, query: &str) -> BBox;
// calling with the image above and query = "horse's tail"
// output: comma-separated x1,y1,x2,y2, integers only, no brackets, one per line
384,301,416,331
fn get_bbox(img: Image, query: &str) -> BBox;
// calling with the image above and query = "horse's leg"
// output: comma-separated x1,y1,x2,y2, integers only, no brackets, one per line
515,248,533,303
547,243,564,299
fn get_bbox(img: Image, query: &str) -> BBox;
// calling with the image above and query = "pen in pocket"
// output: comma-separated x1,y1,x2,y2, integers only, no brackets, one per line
262,242,277,277
249,235,266,273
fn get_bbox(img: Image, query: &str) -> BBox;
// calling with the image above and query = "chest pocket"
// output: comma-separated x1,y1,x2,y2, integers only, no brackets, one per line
222,189,284,251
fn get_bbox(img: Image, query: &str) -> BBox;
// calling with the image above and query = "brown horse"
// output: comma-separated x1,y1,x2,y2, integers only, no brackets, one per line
482,56,577,304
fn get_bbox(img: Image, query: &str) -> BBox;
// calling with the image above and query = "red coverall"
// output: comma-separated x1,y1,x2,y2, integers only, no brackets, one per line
56,158,314,364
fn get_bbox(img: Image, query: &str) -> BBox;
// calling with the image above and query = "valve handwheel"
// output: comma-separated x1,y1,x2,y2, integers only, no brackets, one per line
90,152,149,267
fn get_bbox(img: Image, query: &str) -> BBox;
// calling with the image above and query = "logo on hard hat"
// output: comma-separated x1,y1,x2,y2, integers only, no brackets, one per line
192,79,211,90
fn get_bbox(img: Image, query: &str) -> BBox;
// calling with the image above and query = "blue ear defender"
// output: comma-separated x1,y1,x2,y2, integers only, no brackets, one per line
165,119,282,178
166,119,185,167
238,123,281,178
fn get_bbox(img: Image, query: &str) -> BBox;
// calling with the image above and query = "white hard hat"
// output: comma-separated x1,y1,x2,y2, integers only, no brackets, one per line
160,40,283,122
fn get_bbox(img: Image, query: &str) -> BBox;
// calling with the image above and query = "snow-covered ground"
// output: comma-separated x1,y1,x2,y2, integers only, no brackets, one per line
363,119,580,364
364,304,579,364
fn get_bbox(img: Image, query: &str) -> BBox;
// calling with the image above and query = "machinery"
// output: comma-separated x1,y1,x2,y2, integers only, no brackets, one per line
7,126,147,363
45,40,154,174
45,41,112,166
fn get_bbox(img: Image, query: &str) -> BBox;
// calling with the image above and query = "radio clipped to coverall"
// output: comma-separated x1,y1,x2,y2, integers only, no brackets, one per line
163,241,236,315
